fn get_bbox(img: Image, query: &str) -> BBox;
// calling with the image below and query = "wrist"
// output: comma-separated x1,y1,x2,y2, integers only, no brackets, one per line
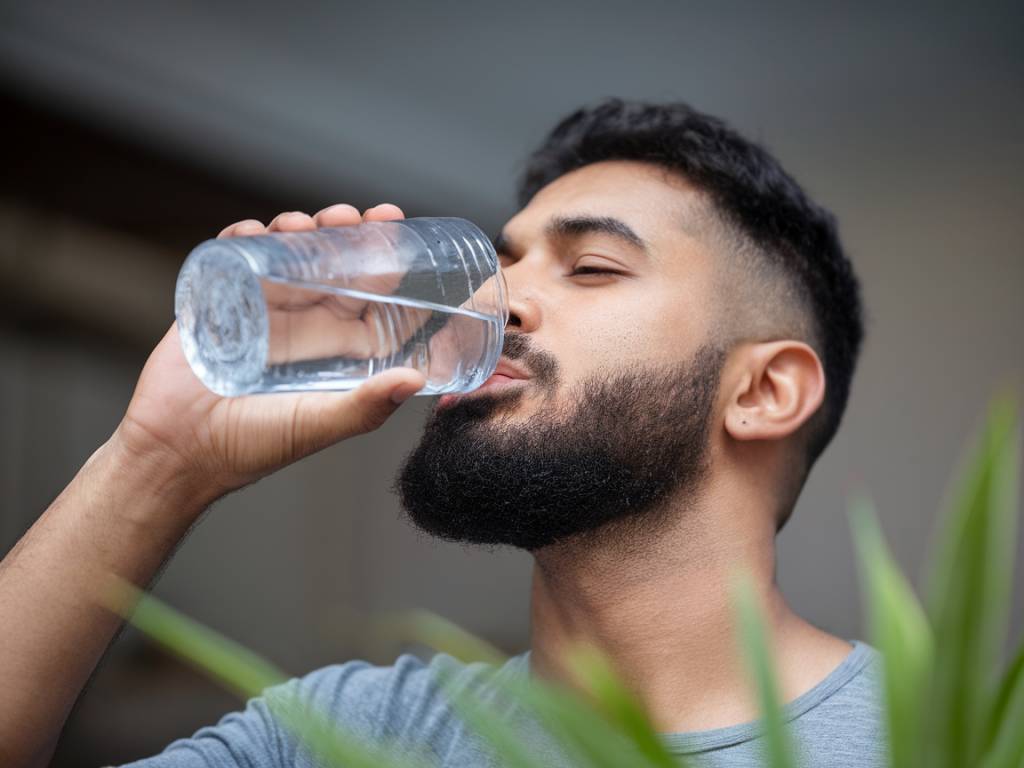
88,429,223,528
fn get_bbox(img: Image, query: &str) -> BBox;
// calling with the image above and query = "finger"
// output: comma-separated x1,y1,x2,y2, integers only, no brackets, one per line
345,367,425,431
362,203,406,222
313,203,362,228
217,219,265,239
268,211,316,232
366,367,427,408
296,367,427,446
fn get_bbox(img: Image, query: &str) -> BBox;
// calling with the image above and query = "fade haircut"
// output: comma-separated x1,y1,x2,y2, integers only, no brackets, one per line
517,99,864,526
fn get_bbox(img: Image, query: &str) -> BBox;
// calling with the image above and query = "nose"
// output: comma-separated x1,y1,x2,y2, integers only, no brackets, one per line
500,262,542,334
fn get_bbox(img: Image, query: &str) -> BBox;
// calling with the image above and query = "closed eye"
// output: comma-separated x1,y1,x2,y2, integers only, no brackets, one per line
571,266,624,276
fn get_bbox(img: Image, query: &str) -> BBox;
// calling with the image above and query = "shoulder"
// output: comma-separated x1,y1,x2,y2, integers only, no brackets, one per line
119,652,524,768
276,651,484,740
284,653,432,730
284,651,524,763
786,640,887,766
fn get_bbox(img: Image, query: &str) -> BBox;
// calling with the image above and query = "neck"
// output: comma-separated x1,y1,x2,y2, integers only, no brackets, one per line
527,478,848,733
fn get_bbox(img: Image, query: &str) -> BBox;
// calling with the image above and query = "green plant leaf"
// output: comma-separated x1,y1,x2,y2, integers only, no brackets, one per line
850,498,933,768
402,611,681,766
106,576,288,697
433,665,547,768
436,659,669,768
105,578,430,768
263,689,436,768
375,609,509,666
731,571,797,768
979,637,1024,768
499,674,664,768
923,395,1020,767
561,644,685,768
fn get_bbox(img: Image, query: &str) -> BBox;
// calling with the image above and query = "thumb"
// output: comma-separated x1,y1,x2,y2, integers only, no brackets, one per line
301,368,427,446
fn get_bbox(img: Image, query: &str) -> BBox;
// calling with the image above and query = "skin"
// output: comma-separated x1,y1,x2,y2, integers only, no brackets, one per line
0,162,851,765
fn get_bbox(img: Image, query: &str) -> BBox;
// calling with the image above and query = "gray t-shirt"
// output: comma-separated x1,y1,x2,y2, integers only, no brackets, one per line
121,639,885,767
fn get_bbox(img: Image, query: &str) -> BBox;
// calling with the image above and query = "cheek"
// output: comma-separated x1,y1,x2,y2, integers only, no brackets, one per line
563,294,707,375
564,304,634,372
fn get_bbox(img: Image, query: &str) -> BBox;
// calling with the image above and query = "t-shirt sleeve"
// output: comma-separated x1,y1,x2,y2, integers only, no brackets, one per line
117,654,436,768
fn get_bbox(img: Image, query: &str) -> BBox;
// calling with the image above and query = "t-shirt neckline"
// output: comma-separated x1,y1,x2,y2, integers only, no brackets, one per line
507,639,876,755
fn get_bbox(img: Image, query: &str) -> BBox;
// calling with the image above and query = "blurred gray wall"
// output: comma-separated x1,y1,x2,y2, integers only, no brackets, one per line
0,2,1022,764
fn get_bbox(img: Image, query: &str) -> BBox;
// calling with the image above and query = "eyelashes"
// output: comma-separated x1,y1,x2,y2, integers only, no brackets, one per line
497,256,627,278
570,266,624,277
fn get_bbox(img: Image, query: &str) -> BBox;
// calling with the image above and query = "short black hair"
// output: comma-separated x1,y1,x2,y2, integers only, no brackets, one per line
518,98,864,507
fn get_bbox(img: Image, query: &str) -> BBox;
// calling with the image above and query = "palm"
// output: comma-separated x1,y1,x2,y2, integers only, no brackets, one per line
122,325,308,487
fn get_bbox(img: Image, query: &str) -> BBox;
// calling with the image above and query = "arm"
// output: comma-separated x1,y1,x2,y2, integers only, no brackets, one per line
0,204,426,768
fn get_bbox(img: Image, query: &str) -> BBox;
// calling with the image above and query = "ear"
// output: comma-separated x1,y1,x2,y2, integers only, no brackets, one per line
723,341,825,442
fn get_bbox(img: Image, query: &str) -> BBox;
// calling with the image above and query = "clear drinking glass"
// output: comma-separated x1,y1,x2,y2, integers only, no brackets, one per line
175,217,507,397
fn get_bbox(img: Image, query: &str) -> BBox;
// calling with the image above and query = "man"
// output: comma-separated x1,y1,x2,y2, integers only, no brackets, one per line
0,99,882,767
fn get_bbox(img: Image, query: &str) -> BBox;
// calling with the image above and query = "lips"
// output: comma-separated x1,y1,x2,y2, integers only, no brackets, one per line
478,360,530,391
489,359,531,382
437,358,530,407
482,372,515,386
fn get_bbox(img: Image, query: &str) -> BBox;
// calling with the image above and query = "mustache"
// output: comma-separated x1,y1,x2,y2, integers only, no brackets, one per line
502,333,559,389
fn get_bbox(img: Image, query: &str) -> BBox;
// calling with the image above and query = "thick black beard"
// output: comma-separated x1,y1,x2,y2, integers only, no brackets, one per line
393,343,726,552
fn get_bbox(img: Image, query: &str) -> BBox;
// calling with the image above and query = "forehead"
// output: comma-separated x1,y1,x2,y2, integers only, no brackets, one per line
503,160,710,258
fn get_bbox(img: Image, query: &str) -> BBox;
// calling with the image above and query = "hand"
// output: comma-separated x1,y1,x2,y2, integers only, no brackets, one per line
114,204,427,502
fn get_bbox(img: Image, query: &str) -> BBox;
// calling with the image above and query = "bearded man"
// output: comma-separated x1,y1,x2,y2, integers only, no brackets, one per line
0,99,881,768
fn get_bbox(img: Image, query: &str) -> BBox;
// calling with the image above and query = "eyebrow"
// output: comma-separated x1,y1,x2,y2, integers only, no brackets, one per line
492,215,650,259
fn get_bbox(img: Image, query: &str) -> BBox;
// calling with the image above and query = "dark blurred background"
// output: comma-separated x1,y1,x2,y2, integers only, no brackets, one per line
0,2,1022,765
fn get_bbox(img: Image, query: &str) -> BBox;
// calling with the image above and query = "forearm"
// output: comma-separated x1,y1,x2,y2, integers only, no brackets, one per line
0,434,216,768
